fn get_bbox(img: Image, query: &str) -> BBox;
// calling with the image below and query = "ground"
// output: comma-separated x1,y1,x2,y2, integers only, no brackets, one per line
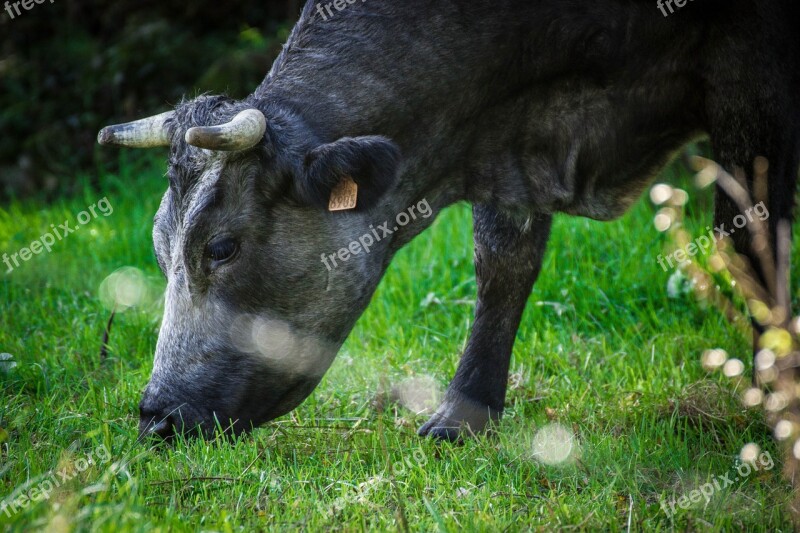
0,155,794,531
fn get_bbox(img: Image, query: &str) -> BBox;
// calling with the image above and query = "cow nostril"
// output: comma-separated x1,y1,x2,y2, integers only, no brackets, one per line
148,417,175,439
139,407,177,440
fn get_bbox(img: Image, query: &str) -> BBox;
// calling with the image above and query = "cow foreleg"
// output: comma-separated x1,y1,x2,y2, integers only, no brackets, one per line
418,206,552,441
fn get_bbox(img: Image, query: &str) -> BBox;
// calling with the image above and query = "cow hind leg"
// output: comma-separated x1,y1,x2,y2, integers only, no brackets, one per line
712,151,798,376
418,206,552,441
706,71,800,375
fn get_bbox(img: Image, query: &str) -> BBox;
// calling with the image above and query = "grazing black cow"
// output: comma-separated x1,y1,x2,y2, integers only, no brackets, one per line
98,0,800,440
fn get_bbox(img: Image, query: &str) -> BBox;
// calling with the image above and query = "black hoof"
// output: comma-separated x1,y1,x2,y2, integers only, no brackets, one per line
417,392,501,442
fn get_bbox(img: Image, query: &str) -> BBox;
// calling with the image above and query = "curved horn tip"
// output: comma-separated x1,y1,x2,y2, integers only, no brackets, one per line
184,108,267,151
97,127,115,146
96,111,175,148
184,128,207,148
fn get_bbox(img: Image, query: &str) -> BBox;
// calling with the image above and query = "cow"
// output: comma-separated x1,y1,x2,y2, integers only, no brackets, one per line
98,0,800,441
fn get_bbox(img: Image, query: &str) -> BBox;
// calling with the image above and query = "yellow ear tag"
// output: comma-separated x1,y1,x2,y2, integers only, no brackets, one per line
328,176,358,211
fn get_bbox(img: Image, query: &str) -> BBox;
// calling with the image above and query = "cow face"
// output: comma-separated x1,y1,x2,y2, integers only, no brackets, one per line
98,96,402,438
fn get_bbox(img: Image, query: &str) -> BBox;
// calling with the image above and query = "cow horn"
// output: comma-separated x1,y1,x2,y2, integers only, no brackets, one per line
184,109,267,151
97,111,174,148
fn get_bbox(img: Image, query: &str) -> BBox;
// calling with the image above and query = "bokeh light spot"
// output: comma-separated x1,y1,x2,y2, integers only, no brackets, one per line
531,423,575,465
775,420,794,441
722,358,744,378
742,388,763,407
740,443,760,464
649,183,673,206
393,376,442,416
701,348,728,371
99,267,152,311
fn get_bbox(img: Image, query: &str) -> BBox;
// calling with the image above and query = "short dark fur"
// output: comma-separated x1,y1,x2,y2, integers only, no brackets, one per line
132,0,799,440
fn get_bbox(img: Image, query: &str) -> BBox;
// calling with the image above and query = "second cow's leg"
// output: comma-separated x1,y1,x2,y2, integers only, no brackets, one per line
419,205,552,441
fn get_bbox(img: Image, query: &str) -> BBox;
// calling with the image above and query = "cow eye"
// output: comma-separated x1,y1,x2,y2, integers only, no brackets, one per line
207,237,238,264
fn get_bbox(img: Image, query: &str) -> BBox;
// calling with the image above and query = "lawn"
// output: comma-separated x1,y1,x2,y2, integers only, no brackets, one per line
0,155,795,531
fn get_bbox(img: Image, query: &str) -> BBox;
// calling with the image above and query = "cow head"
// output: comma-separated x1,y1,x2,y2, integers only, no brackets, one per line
99,95,410,439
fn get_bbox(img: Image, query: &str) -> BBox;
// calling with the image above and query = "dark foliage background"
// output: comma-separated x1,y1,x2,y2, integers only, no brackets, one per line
0,0,300,199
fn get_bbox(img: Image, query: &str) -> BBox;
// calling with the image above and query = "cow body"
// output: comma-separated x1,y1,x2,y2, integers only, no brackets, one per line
99,0,800,439
260,1,712,222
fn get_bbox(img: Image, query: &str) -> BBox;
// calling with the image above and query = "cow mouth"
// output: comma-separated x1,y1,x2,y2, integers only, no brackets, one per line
140,325,338,440
257,377,321,424
187,386,313,438
203,375,321,438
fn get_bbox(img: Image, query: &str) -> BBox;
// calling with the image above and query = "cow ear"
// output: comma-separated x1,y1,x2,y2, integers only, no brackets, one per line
298,136,401,210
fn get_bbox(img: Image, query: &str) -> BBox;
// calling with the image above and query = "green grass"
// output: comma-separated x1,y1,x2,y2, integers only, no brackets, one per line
0,157,795,531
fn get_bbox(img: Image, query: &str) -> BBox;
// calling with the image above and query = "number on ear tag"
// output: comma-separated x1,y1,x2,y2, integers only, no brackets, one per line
328,176,358,211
